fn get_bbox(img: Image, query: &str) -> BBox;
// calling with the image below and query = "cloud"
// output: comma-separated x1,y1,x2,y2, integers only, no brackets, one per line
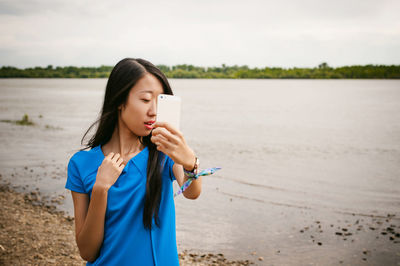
0,0,399,68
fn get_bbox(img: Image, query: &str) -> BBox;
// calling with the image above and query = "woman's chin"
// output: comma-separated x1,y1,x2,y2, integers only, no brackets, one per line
139,130,153,137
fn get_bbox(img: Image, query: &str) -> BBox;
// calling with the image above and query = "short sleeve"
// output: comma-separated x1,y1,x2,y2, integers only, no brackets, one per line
165,155,176,181
65,156,86,193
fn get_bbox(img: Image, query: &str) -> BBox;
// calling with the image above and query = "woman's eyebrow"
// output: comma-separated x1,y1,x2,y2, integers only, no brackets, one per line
139,90,153,94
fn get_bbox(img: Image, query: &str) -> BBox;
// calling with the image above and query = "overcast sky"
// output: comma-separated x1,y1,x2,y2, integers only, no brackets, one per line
0,0,399,68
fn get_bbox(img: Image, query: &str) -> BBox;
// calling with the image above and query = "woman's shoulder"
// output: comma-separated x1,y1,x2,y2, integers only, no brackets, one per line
66,146,102,193
68,145,102,173
69,145,99,162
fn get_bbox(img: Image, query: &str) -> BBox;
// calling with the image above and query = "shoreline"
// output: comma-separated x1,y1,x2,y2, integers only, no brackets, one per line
0,183,254,265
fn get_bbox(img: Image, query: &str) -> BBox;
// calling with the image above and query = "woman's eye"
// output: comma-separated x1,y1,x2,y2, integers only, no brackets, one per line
142,99,150,103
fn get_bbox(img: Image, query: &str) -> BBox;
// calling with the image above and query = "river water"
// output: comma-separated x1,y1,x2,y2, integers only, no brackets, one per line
0,79,399,265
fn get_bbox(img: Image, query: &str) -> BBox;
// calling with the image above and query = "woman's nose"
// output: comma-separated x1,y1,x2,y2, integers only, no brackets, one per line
148,100,157,116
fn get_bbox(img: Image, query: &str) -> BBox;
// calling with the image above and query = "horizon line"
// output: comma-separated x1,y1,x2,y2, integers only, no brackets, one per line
1,63,400,70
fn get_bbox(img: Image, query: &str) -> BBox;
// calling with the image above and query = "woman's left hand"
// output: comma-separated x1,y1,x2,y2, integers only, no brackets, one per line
150,122,196,171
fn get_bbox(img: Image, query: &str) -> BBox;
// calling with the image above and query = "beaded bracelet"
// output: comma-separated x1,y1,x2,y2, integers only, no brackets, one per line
174,167,221,198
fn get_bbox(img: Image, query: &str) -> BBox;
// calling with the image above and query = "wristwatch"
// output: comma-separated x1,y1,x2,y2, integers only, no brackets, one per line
183,156,199,178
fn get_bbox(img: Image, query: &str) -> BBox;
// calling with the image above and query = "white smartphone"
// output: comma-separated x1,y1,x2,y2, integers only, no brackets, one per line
156,94,181,130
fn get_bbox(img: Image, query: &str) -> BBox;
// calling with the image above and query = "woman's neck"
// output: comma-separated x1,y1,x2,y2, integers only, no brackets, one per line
103,122,144,159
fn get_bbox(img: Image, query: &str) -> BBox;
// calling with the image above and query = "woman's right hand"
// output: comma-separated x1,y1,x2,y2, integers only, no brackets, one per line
94,152,125,190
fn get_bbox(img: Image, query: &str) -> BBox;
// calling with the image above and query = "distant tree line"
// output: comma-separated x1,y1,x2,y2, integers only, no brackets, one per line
0,63,399,79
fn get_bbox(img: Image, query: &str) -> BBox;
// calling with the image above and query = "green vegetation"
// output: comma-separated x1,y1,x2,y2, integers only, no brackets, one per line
0,65,113,78
16,114,34,125
0,114,62,130
0,63,399,79
1,114,35,126
45,124,62,130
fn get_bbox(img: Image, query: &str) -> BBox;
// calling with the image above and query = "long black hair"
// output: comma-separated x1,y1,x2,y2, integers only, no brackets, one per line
80,58,173,229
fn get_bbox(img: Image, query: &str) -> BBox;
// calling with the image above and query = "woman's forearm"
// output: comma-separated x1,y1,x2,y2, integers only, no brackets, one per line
173,163,202,199
182,176,202,199
77,183,108,262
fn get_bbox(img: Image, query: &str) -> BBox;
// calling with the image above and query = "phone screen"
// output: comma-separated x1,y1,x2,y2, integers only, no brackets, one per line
156,94,181,130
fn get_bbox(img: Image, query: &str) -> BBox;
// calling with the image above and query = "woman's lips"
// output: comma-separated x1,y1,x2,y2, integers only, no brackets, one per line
144,120,155,130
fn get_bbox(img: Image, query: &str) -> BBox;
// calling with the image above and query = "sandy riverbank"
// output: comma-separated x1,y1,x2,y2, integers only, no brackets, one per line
0,183,254,265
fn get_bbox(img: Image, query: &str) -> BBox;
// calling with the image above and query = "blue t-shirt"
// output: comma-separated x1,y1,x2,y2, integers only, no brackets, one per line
65,144,179,266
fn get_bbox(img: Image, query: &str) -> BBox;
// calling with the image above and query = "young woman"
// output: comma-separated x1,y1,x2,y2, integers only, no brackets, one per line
65,58,202,265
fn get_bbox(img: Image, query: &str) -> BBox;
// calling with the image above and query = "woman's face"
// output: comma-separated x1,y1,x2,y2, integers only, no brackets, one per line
119,73,164,137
